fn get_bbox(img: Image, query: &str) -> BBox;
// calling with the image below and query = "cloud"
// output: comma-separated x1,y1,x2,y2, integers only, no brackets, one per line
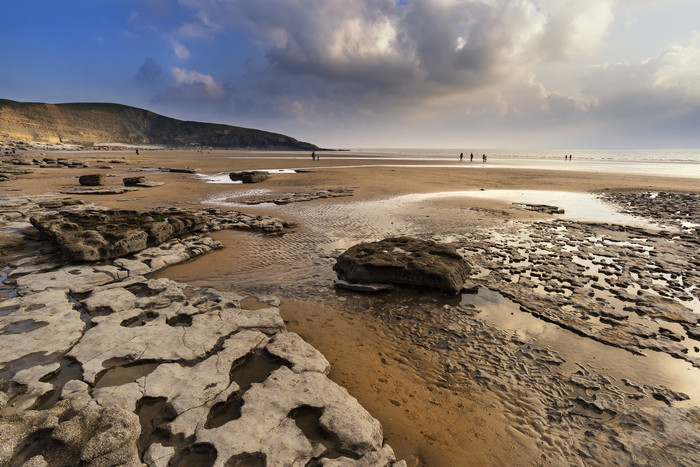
178,10,222,38
134,58,164,82
192,0,619,110
169,37,190,59
137,1,700,146
171,67,225,99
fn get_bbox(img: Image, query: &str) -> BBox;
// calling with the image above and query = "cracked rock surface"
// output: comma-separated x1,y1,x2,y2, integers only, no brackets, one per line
0,194,402,467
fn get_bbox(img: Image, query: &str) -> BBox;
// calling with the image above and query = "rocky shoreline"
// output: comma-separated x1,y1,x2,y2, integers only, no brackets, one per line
0,194,404,466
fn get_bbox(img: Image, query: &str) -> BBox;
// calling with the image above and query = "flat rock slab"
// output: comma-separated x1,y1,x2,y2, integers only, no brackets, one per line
334,237,471,294
30,209,208,261
167,167,198,173
60,187,138,195
123,176,164,187
245,188,354,205
334,279,395,292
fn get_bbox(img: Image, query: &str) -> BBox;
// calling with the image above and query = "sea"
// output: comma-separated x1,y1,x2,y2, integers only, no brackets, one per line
307,148,700,179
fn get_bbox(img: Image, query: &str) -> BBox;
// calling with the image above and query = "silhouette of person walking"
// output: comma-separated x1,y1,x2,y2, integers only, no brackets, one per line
470,152,473,162
460,153,463,161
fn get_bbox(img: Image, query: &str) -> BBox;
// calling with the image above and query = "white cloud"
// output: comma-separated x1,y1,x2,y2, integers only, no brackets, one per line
170,38,190,59
171,67,224,98
178,11,222,38
145,0,700,146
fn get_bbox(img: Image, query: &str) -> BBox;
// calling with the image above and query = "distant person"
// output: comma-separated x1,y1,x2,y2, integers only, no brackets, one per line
311,151,316,161
135,149,139,155
470,152,473,162
569,154,572,160
460,152,463,161
482,154,486,162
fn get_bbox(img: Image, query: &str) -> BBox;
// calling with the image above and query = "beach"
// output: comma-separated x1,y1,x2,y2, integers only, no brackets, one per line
1,149,699,465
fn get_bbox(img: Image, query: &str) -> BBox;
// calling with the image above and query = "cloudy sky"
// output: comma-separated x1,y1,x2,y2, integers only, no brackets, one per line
2,0,699,148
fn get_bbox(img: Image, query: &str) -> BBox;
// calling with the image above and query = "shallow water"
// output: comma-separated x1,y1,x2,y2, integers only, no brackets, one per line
462,287,700,406
397,190,659,228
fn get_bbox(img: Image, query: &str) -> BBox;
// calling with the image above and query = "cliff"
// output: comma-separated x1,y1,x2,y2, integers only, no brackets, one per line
0,99,319,150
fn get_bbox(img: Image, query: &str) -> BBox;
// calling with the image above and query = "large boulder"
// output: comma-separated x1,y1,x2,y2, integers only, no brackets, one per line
78,174,105,186
30,209,208,262
334,237,470,294
229,171,270,183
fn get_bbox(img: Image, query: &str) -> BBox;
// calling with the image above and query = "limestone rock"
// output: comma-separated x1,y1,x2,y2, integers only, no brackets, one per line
0,399,141,467
266,332,331,374
0,290,84,380
334,237,471,294
30,209,208,261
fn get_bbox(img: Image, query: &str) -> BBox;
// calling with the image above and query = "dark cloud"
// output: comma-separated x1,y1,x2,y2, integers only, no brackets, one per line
134,58,164,82
143,1,700,146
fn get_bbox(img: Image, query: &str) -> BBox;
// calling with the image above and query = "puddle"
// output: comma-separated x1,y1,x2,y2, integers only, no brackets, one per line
0,319,49,335
196,169,298,184
94,361,160,389
206,349,285,429
461,287,700,405
33,357,84,410
168,443,217,467
136,397,177,457
1,266,18,300
398,190,659,228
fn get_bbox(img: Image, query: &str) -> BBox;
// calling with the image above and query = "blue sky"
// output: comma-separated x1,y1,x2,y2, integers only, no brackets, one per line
2,0,699,149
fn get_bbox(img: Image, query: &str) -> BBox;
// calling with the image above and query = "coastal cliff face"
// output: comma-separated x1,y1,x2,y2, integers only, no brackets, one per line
0,99,319,150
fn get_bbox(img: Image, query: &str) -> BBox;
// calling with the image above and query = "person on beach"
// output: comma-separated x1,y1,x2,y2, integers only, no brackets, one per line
460,153,463,161
470,152,473,162
482,154,487,162
311,151,316,161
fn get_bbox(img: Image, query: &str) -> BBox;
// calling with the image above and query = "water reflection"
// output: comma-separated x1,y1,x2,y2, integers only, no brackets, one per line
461,287,700,405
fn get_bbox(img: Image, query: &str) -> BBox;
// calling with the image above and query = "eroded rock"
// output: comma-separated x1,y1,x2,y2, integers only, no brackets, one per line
30,210,208,261
334,237,471,293
229,171,270,183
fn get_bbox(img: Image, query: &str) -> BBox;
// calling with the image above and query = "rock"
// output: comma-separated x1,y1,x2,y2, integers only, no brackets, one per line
229,171,271,183
78,174,105,186
61,187,140,195
0,399,141,467
244,188,355,205
30,209,208,261
122,176,164,187
0,290,84,384
334,280,395,292
334,237,471,294
266,332,331,374
514,203,565,215
168,167,197,173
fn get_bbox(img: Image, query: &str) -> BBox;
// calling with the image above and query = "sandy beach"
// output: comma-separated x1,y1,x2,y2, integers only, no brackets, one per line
2,149,699,465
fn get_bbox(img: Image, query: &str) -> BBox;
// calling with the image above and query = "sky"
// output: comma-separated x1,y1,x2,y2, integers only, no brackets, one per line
1,0,700,149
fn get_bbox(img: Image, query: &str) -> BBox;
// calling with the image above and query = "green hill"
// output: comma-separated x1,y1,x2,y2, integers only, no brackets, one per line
0,99,320,150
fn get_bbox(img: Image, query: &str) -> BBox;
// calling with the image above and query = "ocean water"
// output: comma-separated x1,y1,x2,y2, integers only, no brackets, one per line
301,148,700,179
348,148,700,163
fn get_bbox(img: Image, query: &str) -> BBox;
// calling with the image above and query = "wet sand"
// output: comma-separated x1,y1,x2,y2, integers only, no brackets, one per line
2,149,699,465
